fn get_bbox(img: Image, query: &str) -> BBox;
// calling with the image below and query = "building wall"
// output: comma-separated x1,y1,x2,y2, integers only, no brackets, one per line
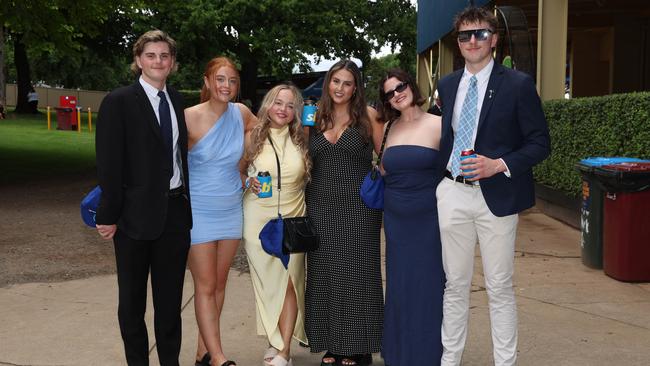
612,16,650,93
571,28,613,97
4,84,107,112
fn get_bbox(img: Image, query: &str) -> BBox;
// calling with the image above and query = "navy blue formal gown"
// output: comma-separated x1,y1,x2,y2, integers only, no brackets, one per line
381,145,445,366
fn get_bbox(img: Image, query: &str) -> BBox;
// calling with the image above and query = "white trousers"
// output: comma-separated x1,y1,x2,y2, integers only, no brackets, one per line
436,177,519,366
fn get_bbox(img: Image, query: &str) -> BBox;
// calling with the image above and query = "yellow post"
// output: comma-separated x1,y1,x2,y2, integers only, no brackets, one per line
77,107,81,132
88,107,92,132
47,106,51,130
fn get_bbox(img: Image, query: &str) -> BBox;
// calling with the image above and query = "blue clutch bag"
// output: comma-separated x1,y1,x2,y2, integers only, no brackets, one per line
80,185,102,227
360,166,385,209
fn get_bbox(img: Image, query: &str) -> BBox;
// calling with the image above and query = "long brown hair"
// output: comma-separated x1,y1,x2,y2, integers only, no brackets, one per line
200,56,239,103
245,84,311,183
316,59,371,139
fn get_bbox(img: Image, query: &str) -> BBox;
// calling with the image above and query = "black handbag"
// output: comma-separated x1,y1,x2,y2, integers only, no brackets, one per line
282,216,319,254
263,137,319,254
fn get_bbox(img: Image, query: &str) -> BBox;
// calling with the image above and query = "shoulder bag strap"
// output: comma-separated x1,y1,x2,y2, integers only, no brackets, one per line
268,137,281,217
375,119,395,166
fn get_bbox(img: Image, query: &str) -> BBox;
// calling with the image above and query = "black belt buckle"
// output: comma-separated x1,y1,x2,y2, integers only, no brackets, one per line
445,170,476,186
168,186,185,198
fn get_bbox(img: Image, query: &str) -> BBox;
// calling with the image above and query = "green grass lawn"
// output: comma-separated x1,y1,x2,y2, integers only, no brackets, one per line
0,112,97,185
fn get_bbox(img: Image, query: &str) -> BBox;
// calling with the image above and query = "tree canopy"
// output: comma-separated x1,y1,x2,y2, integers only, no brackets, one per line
0,0,138,111
2,0,416,110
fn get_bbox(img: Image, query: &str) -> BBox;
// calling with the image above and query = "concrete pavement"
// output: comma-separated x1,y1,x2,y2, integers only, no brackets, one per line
1,209,650,365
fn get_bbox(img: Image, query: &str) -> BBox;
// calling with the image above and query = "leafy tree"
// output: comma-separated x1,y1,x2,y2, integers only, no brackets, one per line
364,53,403,106
2,0,416,110
139,0,416,107
0,0,137,112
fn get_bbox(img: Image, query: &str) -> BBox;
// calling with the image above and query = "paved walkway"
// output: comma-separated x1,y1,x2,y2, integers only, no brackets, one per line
1,209,649,365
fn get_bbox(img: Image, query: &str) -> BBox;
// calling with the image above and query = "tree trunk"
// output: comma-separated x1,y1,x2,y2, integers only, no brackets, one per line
0,26,6,111
14,34,33,114
238,42,259,112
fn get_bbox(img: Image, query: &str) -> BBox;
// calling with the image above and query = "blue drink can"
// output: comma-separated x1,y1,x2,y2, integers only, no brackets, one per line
302,102,317,127
257,171,272,198
460,149,477,179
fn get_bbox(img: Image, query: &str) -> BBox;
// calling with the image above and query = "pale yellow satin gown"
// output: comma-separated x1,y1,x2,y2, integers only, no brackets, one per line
243,125,307,349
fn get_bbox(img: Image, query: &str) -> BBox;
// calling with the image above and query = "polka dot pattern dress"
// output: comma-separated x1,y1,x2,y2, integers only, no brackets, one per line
305,126,384,355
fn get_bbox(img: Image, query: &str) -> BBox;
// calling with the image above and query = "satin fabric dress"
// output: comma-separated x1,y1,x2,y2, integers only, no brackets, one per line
243,125,308,349
188,102,244,244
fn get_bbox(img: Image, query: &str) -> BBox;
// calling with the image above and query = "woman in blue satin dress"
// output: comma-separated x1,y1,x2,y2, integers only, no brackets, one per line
185,57,257,366
377,69,445,366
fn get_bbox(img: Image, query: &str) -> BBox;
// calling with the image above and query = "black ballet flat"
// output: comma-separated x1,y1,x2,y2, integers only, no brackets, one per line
195,352,210,366
220,361,236,366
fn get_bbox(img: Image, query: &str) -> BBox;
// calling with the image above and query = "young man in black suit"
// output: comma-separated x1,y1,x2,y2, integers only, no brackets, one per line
95,30,192,366
436,7,551,366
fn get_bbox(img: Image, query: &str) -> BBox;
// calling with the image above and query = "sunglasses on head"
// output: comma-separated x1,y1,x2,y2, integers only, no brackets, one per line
384,82,408,101
457,28,493,42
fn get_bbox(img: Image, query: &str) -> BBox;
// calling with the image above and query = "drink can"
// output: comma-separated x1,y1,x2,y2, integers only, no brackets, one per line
257,171,272,198
301,101,317,127
460,149,477,178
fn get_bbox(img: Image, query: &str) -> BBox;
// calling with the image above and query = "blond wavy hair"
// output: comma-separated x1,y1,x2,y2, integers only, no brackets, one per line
245,84,311,183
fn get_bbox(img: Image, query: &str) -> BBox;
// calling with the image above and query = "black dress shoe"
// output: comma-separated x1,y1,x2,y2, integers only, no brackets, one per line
195,352,210,366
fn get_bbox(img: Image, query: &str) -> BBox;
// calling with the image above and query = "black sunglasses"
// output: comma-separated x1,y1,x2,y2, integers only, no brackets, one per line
457,28,493,42
384,82,408,101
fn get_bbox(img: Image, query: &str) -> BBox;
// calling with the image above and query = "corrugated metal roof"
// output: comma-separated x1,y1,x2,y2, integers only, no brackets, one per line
417,0,492,53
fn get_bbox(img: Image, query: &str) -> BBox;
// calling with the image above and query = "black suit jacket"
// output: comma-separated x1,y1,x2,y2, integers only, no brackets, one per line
438,63,551,217
95,81,191,240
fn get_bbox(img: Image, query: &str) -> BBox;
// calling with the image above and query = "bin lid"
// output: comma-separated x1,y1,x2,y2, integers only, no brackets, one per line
579,157,647,167
593,162,650,192
600,162,650,173
575,157,649,173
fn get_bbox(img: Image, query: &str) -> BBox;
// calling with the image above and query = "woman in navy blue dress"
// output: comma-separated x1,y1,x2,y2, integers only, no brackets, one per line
377,69,445,366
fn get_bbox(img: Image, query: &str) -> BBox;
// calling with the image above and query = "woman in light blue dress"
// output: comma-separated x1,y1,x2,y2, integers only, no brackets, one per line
185,56,257,366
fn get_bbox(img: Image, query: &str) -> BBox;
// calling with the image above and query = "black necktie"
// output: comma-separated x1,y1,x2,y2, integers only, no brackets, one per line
157,90,173,178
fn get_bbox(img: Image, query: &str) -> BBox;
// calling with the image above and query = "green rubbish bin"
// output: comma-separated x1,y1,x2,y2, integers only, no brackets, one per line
574,157,648,269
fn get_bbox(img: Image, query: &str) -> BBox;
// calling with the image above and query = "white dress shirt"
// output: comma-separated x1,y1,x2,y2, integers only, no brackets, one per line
139,77,183,189
446,59,510,176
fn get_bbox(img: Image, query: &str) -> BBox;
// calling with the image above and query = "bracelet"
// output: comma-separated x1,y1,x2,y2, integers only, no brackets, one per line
244,176,252,189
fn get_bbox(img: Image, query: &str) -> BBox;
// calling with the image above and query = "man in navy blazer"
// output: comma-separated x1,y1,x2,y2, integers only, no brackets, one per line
95,30,192,366
436,7,550,366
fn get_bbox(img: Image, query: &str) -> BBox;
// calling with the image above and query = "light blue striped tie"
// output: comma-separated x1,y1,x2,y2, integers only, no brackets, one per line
451,75,478,177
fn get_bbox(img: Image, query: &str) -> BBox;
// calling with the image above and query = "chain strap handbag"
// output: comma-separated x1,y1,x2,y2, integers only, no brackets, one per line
259,136,319,259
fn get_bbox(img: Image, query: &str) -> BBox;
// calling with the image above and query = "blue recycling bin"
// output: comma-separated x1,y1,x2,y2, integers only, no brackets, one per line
575,157,649,269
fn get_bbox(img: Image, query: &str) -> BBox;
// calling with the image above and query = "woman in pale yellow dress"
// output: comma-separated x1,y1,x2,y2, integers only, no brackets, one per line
240,84,310,366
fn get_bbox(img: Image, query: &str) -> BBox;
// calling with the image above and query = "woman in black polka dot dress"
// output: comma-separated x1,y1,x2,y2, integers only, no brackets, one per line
305,60,384,366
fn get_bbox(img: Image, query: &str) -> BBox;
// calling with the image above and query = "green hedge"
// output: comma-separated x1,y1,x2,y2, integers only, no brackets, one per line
534,92,650,197
179,90,201,108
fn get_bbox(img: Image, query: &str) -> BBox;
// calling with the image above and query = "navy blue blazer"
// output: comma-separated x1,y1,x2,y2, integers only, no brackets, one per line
438,62,551,217
95,81,192,240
